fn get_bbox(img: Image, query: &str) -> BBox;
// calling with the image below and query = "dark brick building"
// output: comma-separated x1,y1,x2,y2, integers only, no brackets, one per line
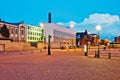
76,30,98,47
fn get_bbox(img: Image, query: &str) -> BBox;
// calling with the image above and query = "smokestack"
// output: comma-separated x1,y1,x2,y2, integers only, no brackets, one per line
48,12,51,23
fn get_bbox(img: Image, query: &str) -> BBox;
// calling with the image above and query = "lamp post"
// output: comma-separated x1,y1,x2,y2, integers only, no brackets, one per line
48,35,52,55
96,25,101,58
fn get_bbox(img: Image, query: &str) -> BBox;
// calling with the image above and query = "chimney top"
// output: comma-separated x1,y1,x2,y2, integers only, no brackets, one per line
48,12,51,23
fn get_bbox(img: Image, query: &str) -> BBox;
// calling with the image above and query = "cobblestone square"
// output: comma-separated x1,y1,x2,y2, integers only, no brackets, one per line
0,51,120,80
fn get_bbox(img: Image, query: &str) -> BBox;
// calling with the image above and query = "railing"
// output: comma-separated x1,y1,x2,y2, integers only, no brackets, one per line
88,48,120,59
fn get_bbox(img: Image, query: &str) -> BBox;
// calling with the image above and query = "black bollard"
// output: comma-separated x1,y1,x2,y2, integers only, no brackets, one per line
108,52,111,59
97,44,100,58
94,51,97,58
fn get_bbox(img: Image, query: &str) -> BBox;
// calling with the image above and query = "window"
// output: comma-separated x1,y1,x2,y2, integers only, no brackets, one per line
22,30,24,35
16,29,18,34
28,31,30,35
11,28,14,34
39,33,41,36
28,37,29,40
28,26,30,29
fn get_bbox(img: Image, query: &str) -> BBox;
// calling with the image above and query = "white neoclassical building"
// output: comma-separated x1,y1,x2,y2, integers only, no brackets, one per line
0,20,26,42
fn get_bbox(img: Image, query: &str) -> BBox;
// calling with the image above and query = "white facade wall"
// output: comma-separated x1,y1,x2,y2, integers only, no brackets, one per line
43,23,76,48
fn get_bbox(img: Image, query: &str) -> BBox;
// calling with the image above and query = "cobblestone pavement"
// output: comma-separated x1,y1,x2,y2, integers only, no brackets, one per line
0,51,120,80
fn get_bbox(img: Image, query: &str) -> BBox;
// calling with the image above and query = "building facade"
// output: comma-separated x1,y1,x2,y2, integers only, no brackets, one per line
26,25,43,42
0,20,26,42
76,30,98,47
114,36,120,42
41,23,76,48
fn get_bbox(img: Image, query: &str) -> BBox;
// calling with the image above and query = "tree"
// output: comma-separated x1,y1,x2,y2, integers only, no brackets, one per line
0,24,10,38
99,39,110,46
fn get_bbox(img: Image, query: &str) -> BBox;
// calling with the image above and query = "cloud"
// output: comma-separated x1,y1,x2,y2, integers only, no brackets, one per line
57,21,77,28
56,13,120,41
57,22,64,25
81,13,120,25
79,13,120,40
57,13,120,28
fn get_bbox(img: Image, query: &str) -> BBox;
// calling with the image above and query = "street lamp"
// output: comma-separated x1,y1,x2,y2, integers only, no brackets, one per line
95,25,101,58
48,35,52,55
69,21,75,29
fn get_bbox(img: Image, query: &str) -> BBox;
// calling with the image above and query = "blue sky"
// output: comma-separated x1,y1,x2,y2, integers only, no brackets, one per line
0,0,120,41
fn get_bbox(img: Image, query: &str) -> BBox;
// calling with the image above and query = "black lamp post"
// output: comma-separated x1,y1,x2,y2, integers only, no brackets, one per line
96,25,101,58
48,35,52,55
97,43,100,58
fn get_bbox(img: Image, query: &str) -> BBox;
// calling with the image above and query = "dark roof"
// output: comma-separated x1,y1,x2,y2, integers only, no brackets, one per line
76,30,88,34
90,34,97,35
0,21,21,26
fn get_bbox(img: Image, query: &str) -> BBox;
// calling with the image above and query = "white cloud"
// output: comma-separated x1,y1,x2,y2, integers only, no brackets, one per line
57,21,77,28
57,13,120,26
57,22,64,25
56,13,120,41
79,13,120,41
69,21,76,28
81,13,120,25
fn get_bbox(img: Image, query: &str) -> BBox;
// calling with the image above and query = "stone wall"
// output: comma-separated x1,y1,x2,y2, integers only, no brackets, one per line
0,40,46,51
0,40,25,51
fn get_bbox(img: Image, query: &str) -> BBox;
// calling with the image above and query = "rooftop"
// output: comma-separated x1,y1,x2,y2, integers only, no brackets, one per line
0,19,23,26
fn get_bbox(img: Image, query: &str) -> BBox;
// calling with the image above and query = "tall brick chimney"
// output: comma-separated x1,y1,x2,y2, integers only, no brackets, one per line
48,12,51,23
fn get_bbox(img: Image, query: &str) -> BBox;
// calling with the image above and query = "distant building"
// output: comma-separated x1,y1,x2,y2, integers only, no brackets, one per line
114,36,120,42
89,34,99,45
41,23,76,48
114,37,118,42
76,30,89,47
76,30,98,47
0,20,26,42
26,25,43,42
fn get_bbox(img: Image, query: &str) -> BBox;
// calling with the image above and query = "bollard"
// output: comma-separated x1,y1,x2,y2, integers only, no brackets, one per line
4,51,7,56
20,52,22,55
40,49,42,53
85,52,88,56
94,51,97,58
31,50,33,54
108,52,111,59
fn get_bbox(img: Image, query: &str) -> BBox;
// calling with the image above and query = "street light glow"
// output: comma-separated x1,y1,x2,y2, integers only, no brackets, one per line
96,25,101,31
69,21,76,28
39,23,45,29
